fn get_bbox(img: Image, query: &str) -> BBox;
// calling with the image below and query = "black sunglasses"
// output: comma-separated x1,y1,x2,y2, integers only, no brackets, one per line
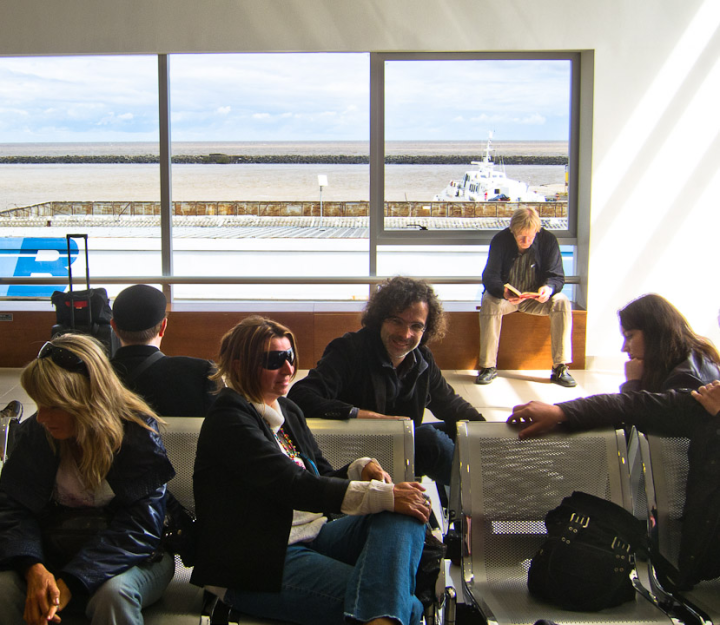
262,348,295,370
37,341,90,377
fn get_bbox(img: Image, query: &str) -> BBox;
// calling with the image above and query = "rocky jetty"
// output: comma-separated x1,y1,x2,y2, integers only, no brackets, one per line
0,153,568,166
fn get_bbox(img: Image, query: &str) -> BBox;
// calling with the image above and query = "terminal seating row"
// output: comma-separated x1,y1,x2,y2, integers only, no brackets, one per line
62,418,718,625
451,422,720,625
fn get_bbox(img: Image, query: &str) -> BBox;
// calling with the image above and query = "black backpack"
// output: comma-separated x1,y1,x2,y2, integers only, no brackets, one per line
527,491,648,611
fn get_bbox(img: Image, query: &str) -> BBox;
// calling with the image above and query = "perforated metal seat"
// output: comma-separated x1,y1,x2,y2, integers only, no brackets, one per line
307,417,415,483
635,431,720,625
454,421,672,625
144,417,206,625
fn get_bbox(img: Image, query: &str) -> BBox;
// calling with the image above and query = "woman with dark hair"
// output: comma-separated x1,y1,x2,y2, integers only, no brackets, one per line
192,315,430,625
618,293,720,393
0,334,175,625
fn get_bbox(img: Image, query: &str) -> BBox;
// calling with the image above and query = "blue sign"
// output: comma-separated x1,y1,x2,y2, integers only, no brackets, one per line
0,238,77,297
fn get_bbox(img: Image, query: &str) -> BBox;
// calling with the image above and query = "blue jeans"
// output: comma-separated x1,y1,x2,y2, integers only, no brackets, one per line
0,551,174,625
414,423,455,486
223,512,426,625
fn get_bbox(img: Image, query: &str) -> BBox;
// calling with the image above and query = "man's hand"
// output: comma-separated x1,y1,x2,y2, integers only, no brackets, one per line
536,285,553,304
691,380,720,416
506,401,567,439
24,564,71,625
503,287,523,305
361,459,392,484
357,410,410,421
624,358,644,381
392,482,431,523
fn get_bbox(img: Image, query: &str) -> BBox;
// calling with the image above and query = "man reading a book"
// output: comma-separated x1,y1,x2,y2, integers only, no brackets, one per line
476,207,576,387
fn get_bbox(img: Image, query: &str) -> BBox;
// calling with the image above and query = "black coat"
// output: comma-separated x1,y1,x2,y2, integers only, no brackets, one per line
112,345,217,417
191,389,350,592
288,327,482,426
556,388,712,437
482,227,565,299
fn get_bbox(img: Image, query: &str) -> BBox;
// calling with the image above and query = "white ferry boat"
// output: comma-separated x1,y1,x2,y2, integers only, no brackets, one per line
433,134,546,203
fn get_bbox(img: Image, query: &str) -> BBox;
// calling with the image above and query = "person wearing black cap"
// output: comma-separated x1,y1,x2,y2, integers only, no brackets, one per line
110,285,217,417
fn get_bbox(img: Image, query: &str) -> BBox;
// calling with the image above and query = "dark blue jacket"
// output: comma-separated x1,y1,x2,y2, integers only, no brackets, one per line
0,414,175,595
482,227,565,299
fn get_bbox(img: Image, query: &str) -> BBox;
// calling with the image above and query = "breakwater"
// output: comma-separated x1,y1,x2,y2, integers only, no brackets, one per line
0,154,568,166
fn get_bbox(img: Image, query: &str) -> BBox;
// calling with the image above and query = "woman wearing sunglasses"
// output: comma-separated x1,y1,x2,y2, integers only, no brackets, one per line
192,316,430,625
0,334,175,625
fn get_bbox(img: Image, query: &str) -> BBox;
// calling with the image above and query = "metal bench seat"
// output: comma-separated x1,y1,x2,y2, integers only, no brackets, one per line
454,421,673,625
634,431,720,625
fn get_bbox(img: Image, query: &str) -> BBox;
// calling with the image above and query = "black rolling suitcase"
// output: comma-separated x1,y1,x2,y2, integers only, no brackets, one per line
50,234,119,356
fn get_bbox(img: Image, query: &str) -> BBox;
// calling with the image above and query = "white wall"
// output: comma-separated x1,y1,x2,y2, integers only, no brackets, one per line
2,0,719,368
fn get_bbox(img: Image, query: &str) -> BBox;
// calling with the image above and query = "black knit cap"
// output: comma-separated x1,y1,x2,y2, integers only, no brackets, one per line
112,285,167,332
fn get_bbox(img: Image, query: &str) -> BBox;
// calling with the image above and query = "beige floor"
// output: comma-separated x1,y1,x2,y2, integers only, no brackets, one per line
1,366,625,421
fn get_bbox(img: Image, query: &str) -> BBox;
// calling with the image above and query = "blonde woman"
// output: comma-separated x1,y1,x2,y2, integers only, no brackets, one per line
0,334,175,625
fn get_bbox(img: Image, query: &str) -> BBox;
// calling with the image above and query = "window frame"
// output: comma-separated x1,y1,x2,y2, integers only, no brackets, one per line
370,51,582,248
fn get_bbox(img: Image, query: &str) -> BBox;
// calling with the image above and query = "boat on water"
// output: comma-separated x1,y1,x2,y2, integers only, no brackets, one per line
433,134,546,203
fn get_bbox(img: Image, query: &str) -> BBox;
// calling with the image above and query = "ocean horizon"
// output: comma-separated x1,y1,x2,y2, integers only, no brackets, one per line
0,140,569,158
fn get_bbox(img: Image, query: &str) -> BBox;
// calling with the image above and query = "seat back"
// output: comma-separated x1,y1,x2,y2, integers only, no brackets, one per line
456,421,671,625
144,417,206,625
638,431,720,623
307,418,415,483
161,417,204,514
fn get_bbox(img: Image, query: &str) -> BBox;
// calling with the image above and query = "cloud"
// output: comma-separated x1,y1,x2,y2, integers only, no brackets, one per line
0,53,569,142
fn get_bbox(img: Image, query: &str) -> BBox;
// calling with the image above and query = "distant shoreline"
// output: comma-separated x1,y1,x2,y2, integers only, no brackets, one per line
0,154,568,166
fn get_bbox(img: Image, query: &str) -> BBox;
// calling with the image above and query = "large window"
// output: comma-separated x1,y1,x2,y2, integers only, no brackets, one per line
167,53,370,301
0,55,160,298
374,53,577,244
0,52,585,303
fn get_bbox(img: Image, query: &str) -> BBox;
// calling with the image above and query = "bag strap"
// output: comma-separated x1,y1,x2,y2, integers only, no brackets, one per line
126,350,165,383
561,491,648,552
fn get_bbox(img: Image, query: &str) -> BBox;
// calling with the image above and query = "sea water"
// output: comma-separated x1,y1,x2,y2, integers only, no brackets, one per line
0,141,567,210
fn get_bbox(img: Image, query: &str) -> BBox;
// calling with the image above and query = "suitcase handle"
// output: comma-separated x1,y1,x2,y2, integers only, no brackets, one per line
66,234,91,329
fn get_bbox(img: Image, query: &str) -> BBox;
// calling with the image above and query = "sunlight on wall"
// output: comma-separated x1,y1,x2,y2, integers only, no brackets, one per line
586,0,720,366
592,0,720,209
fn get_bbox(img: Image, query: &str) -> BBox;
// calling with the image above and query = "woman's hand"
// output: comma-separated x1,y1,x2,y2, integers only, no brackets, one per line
506,401,567,439
625,358,643,381
393,482,431,523
361,459,392,484
692,380,720,416
23,563,71,625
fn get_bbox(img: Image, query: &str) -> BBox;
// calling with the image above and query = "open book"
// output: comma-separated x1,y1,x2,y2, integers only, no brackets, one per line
504,283,541,299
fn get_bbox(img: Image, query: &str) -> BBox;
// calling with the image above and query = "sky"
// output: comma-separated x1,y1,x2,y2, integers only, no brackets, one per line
0,54,571,144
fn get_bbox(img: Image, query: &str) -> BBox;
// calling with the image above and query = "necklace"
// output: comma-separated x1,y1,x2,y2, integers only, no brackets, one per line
274,427,304,468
